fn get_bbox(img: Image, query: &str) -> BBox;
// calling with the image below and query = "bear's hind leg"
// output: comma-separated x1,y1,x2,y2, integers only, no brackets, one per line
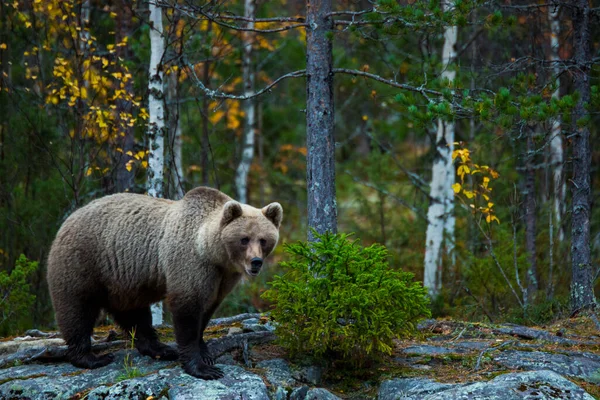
111,307,178,361
57,303,114,369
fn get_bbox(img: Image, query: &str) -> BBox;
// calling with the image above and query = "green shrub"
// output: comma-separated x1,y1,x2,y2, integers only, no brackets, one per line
262,231,431,365
0,254,38,335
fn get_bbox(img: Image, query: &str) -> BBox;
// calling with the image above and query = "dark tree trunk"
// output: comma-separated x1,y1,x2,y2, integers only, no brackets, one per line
525,129,538,304
306,0,336,241
570,0,596,312
200,22,212,187
113,0,134,193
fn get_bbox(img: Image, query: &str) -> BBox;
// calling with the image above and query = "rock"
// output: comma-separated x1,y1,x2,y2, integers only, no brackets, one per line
87,364,269,400
256,358,296,388
417,319,437,331
378,370,594,400
378,377,454,399
215,353,237,365
293,365,323,386
241,318,276,333
305,388,341,400
290,385,310,400
402,345,467,356
494,350,600,383
227,327,243,336
452,341,492,351
0,350,167,399
275,385,288,400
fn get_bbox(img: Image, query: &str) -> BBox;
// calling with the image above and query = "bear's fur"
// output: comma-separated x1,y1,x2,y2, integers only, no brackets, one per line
47,187,282,379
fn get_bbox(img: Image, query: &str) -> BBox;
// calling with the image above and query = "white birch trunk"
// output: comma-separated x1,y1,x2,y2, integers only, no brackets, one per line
147,0,165,326
548,4,565,241
423,1,457,298
235,0,256,204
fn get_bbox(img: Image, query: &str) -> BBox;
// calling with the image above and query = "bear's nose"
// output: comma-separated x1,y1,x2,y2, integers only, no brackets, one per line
251,257,263,269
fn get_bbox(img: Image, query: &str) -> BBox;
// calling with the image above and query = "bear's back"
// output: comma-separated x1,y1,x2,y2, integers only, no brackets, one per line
47,193,176,301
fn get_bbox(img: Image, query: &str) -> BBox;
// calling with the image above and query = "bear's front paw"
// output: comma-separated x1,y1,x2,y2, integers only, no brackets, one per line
182,358,224,380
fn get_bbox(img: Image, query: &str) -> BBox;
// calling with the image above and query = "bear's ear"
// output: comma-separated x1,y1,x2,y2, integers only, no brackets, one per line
262,202,283,228
222,201,243,227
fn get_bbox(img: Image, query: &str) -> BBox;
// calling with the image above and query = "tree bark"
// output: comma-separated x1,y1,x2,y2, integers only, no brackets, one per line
147,0,166,325
525,129,538,303
168,71,184,199
235,0,256,204
306,0,336,241
200,23,212,187
547,3,565,242
423,0,457,298
570,0,596,312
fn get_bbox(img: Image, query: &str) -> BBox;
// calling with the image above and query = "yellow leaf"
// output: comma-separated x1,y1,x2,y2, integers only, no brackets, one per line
80,87,87,99
86,167,93,176
102,58,108,68
116,148,123,153
452,183,461,193
362,115,368,121
486,214,491,223
125,163,132,172
463,190,474,199
487,202,494,208
483,176,490,188
490,169,500,179
0,43,6,50
141,161,148,168
126,151,133,156
25,21,32,28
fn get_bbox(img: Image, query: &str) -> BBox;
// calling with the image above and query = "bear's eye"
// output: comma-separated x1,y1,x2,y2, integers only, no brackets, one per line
241,237,250,245
260,239,267,247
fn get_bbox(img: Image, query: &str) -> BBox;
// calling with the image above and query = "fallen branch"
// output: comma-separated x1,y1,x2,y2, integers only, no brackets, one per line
0,341,128,368
208,313,264,327
207,331,276,359
24,329,59,338
493,324,579,345
0,329,275,368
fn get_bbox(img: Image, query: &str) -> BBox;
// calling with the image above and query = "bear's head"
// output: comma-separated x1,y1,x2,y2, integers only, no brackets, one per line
220,200,283,276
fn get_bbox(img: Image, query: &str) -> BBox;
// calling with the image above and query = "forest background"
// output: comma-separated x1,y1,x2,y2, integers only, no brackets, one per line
0,0,599,335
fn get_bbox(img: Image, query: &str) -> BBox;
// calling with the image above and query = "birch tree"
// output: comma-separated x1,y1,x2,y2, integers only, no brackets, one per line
547,4,565,241
570,0,596,313
306,0,337,241
235,0,256,204
423,0,457,298
147,0,166,325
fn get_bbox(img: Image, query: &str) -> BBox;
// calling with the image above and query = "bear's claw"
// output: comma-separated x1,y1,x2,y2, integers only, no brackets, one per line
199,353,215,366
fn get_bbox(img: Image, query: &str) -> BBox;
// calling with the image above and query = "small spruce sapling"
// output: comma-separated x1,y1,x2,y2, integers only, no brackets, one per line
262,231,431,365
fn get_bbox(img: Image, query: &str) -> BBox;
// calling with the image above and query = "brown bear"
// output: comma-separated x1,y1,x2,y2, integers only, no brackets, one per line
47,187,282,380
